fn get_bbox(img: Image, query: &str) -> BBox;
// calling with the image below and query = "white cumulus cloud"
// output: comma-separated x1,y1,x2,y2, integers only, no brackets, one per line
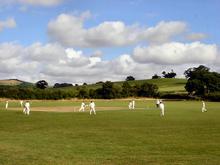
132,42,218,65
142,21,187,44
0,41,219,85
47,12,188,48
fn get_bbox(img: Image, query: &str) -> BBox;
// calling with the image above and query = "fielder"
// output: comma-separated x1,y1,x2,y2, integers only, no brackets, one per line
159,100,165,116
23,101,30,115
132,100,135,110
128,101,133,110
20,100,23,107
201,101,207,112
89,101,96,115
79,101,86,112
5,100,8,109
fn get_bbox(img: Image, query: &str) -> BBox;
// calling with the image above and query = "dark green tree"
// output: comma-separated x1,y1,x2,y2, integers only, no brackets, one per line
126,76,135,81
102,81,117,99
162,70,176,78
138,82,158,97
77,87,89,99
36,80,48,89
122,81,131,97
185,79,205,95
184,65,220,96
184,65,210,79
152,74,161,79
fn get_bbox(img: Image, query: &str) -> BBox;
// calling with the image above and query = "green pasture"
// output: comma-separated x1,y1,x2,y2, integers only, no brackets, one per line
0,100,220,165
115,78,187,93
56,78,187,93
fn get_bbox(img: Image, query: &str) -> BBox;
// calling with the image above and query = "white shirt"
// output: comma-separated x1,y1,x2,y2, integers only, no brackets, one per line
159,102,164,110
202,101,205,107
132,100,135,106
90,102,95,109
25,102,30,108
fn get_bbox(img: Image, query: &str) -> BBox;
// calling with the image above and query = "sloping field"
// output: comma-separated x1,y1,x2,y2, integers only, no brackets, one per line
0,78,187,94
0,79,24,86
60,78,187,93
119,78,187,92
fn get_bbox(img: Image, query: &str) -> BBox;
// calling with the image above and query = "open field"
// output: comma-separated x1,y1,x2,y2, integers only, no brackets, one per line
0,99,220,165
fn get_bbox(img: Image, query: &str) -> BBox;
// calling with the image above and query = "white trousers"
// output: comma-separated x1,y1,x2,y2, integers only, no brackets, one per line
90,108,96,115
23,107,30,115
160,108,164,116
79,107,85,112
202,107,207,112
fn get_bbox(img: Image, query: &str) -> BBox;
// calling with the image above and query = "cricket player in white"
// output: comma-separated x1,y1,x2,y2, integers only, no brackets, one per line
128,101,132,110
89,101,96,115
132,100,135,110
159,101,165,116
79,102,86,112
23,101,30,115
20,100,23,107
202,101,207,112
5,101,8,109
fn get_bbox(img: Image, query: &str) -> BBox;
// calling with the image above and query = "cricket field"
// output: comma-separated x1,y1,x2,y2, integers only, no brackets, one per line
0,99,220,165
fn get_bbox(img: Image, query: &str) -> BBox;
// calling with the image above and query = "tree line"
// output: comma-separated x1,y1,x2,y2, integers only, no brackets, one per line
1,65,220,100
0,81,158,100
77,81,158,99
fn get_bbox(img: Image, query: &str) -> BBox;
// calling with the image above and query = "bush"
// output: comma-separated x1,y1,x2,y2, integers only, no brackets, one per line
138,82,158,97
204,92,220,101
152,74,161,79
53,83,73,88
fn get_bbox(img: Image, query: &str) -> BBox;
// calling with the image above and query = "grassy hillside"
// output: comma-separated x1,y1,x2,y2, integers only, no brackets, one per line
0,79,33,87
0,79,24,86
116,78,187,93
72,78,187,93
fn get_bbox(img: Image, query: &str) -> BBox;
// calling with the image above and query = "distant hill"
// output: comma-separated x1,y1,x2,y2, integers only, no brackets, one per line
61,78,187,94
107,78,187,93
122,78,187,93
0,78,187,94
0,78,187,99
0,79,33,87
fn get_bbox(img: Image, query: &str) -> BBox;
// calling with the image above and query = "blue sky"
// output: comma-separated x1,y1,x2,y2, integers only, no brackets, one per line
0,0,219,84
1,0,219,44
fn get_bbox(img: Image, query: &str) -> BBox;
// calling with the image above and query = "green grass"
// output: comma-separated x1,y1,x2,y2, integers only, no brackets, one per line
0,79,33,86
0,100,220,165
114,78,187,92
56,78,187,93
